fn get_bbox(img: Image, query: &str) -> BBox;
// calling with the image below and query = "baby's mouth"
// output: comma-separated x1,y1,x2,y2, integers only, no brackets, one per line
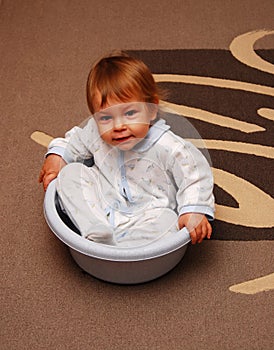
113,135,133,143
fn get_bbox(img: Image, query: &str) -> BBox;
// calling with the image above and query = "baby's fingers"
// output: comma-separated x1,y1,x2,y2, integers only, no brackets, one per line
43,172,58,191
197,225,207,243
207,222,212,239
197,222,212,243
38,168,45,183
189,229,198,245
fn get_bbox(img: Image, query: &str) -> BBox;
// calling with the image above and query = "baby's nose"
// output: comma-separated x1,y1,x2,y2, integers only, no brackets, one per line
113,116,126,130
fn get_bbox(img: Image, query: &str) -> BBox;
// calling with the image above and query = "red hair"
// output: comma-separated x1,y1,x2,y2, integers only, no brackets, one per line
86,52,161,113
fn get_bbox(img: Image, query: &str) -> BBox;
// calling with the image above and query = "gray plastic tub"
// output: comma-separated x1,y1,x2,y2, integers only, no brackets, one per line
44,179,191,284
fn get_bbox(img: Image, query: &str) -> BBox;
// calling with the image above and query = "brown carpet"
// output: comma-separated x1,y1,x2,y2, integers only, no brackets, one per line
1,1,274,350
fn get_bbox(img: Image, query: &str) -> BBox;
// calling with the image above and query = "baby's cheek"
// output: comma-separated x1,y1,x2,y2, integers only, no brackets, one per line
99,129,112,144
134,123,150,138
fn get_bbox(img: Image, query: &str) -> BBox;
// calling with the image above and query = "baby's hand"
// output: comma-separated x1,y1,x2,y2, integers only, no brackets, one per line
178,213,212,244
38,154,66,191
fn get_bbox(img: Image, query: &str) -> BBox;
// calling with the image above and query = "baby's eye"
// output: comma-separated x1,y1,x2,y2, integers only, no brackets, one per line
99,115,112,122
125,109,137,117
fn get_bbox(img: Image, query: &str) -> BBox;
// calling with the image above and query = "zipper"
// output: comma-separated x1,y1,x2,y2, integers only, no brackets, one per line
118,151,134,202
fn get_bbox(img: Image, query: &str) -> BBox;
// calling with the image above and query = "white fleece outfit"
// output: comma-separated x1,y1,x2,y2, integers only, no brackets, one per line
48,118,215,247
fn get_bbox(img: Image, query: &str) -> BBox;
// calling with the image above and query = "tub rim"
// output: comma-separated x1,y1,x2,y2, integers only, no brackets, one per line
44,179,191,262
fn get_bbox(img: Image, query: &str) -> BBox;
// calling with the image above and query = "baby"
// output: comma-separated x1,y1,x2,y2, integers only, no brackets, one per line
39,52,215,247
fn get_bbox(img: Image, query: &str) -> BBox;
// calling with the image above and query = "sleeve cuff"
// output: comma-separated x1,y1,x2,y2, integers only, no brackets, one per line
179,205,215,220
45,146,66,159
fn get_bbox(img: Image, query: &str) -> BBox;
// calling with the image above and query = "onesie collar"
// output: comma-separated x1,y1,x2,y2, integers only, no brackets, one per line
132,119,170,153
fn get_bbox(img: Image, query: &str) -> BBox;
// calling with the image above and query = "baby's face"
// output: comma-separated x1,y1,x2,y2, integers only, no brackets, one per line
93,97,157,151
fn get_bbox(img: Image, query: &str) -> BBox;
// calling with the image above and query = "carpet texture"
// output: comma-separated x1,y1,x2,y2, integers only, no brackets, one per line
1,1,274,350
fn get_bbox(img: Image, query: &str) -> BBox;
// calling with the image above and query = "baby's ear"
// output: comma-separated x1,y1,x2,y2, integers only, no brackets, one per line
153,96,159,105
150,102,159,121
